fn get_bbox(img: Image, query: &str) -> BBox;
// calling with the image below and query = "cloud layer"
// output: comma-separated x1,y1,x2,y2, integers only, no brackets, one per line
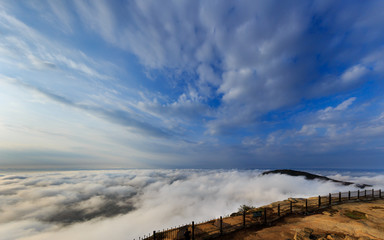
1,169,384,240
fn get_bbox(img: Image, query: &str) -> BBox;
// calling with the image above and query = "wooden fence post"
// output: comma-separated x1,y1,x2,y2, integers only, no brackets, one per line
264,208,267,225
220,217,223,236
147,189,384,240
329,193,331,206
192,221,195,240
243,211,245,228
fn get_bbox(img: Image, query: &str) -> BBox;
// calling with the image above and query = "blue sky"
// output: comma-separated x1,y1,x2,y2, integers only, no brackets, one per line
1,0,384,169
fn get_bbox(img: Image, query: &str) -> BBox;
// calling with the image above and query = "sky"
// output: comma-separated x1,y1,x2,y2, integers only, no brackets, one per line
1,0,384,169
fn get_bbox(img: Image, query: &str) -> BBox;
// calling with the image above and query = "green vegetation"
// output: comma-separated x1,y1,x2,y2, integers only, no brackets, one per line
325,208,339,216
371,206,384,210
238,204,254,213
344,210,366,220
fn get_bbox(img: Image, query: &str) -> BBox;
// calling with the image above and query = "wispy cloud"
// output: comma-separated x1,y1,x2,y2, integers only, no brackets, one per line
240,97,384,167
47,0,74,33
2,76,171,138
74,0,118,46
1,1,384,168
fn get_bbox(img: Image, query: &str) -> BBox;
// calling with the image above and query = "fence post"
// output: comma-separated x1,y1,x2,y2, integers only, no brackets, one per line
264,208,267,225
365,189,367,198
153,231,156,240
358,190,360,199
220,216,223,236
329,193,331,206
372,189,374,198
339,192,341,202
305,199,308,214
243,211,245,228
192,221,195,240
348,191,351,200
290,201,293,213
278,204,280,217
318,195,321,208
380,189,382,198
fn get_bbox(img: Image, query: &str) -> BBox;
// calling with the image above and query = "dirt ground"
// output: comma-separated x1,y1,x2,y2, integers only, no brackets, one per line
216,199,384,240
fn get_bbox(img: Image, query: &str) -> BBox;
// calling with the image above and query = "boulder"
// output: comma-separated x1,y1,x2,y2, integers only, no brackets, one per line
294,228,313,240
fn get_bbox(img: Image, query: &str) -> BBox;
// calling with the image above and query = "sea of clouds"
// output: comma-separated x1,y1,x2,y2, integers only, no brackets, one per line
1,169,384,240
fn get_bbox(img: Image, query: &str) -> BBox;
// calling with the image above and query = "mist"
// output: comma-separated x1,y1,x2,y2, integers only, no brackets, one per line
1,169,383,240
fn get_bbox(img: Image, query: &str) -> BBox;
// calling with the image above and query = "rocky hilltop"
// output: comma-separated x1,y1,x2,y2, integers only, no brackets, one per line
220,199,384,240
262,169,372,189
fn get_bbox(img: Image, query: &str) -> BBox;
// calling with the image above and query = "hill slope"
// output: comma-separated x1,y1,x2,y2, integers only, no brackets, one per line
219,199,384,240
262,169,372,189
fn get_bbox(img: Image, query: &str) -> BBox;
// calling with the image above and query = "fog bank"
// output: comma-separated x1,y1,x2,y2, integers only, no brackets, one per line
1,169,383,240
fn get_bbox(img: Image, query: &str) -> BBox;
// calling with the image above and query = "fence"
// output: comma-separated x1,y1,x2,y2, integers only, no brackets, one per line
137,189,382,240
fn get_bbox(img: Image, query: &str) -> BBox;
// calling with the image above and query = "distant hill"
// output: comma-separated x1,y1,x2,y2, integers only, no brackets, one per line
262,169,372,189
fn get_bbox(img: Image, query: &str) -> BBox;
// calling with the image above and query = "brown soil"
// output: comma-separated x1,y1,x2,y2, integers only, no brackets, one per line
216,199,384,240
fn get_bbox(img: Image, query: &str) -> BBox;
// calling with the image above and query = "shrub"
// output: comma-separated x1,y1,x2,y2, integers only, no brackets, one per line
238,204,254,213
344,210,366,220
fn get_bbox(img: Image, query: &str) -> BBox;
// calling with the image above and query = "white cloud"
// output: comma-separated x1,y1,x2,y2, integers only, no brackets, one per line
334,97,356,111
363,47,384,74
341,65,368,85
1,169,382,240
0,6,115,84
68,1,312,133
319,97,356,120
298,125,318,136
47,1,74,33
74,0,117,44
87,0,383,135
237,96,384,160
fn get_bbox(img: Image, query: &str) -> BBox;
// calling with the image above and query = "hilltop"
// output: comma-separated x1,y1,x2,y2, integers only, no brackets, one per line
218,199,384,240
262,169,372,189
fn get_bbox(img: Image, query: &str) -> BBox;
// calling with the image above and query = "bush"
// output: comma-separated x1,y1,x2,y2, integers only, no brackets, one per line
344,210,366,220
238,204,254,213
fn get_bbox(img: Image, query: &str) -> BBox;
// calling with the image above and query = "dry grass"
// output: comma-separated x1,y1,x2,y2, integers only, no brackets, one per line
343,210,366,220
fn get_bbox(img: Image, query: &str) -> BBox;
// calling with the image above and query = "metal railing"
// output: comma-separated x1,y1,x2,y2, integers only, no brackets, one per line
137,189,382,240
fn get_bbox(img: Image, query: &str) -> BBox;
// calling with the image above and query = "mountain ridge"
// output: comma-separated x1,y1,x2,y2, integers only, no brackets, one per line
262,169,372,189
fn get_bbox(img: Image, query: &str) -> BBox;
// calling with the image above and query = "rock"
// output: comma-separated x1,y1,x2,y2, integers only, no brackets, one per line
294,228,313,240
344,236,358,240
315,233,328,240
326,234,344,240
303,228,314,235
323,211,332,216
357,237,373,240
